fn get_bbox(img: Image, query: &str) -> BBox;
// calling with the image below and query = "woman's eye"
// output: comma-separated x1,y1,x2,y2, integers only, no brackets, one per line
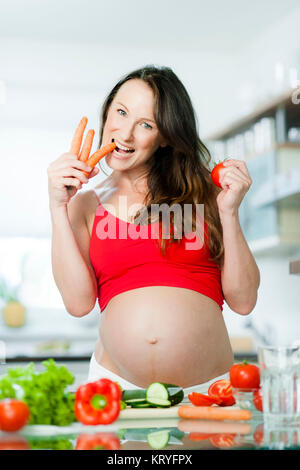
118,109,126,116
142,122,152,130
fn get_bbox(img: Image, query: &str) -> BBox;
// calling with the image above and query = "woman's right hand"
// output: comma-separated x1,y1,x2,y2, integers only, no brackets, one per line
47,117,99,208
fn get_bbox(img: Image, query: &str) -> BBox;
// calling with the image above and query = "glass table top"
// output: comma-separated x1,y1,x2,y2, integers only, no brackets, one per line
1,414,300,451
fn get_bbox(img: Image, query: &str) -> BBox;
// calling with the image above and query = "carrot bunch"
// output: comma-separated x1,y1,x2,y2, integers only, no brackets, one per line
70,116,116,176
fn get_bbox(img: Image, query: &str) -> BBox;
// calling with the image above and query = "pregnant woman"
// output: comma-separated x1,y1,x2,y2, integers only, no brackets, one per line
47,65,260,393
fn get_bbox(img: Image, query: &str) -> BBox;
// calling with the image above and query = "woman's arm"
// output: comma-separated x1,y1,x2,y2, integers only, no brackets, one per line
47,117,99,317
50,194,98,317
216,159,260,315
220,211,260,315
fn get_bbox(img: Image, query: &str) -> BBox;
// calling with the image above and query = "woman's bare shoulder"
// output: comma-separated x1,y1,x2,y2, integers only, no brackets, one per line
67,182,102,216
80,177,113,216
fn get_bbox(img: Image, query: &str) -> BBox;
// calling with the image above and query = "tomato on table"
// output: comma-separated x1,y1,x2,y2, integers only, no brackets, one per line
188,392,218,406
253,388,263,412
0,399,30,432
230,361,260,389
208,379,235,406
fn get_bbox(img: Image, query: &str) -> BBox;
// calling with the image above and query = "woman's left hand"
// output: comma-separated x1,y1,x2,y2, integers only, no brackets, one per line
216,159,252,216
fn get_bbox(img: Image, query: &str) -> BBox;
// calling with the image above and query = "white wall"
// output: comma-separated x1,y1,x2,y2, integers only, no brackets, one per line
228,4,300,119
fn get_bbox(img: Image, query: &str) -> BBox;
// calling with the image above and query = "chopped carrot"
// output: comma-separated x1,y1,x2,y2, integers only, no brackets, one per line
79,129,95,162
178,405,251,421
70,116,88,155
82,142,117,177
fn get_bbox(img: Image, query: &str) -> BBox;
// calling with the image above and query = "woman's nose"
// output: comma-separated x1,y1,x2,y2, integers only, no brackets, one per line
120,120,135,141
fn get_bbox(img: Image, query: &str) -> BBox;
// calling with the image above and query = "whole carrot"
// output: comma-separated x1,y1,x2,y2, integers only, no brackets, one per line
178,406,251,421
82,142,117,177
79,129,95,162
70,116,88,155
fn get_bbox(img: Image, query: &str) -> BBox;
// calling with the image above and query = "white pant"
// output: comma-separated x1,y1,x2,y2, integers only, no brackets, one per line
87,353,229,397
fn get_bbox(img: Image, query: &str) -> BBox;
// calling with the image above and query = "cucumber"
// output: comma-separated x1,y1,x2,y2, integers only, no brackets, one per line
125,398,148,404
146,382,169,401
146,397,171,407
161,383,184,405
147,430,170,450
146,382,184,406
122,389,147,402
122,382,184,408
130,402,154,408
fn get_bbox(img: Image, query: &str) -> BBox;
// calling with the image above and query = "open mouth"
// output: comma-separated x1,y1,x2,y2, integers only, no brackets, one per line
112,138,135,155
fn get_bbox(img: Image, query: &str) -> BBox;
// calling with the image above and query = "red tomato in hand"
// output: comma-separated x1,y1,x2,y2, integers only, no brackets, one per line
188,392,218,406
253,388,263,412
0,399,30,432
230,362,260,389
208,379,235,406
211,161,226,188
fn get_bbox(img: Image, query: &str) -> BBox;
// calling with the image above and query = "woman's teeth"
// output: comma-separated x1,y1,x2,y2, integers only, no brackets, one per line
116,147,134,153
113,140,135,153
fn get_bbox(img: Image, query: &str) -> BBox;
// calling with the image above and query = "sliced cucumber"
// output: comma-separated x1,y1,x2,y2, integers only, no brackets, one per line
146,382,184,406
161,383,184,405
125,398,148,404
147,430,170,450
130,403,154,408
123,382,184,408
146,398,171,407
146,382,169,401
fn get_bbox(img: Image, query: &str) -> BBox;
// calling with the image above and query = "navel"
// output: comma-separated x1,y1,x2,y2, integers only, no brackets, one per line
148,337,158,345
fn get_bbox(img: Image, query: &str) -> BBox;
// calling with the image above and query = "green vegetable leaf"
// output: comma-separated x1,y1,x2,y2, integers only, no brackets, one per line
0,358,76,425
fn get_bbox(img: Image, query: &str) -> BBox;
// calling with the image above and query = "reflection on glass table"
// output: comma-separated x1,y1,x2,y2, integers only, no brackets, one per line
1,416,300,450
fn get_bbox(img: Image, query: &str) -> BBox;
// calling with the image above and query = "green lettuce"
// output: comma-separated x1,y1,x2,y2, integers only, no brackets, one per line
0,358,76,425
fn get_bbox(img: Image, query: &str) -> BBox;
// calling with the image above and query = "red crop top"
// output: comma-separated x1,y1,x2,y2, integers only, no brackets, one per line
89,192,224,312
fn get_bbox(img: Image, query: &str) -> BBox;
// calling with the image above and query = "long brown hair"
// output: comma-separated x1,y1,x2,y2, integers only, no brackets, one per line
97,65,224,267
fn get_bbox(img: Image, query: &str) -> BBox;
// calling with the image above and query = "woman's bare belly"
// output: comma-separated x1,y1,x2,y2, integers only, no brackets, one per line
94,286,234,388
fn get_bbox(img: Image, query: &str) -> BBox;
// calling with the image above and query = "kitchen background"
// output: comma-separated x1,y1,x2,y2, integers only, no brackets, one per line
0,0,300,381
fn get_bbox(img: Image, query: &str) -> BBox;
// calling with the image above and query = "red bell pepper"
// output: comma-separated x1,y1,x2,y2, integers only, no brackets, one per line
74,378,122,425
75,432,121,450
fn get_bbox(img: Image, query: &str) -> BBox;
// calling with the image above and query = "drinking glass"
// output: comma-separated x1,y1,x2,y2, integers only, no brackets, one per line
258,345,300,426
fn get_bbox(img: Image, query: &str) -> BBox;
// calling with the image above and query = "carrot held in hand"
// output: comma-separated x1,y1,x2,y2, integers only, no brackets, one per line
178,406,251,421
79,129,95,162
70,116,88,155
82,142,117,177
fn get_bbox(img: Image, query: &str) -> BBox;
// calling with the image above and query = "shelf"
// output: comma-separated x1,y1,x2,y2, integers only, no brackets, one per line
249,166,300,209
205,86,300,141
